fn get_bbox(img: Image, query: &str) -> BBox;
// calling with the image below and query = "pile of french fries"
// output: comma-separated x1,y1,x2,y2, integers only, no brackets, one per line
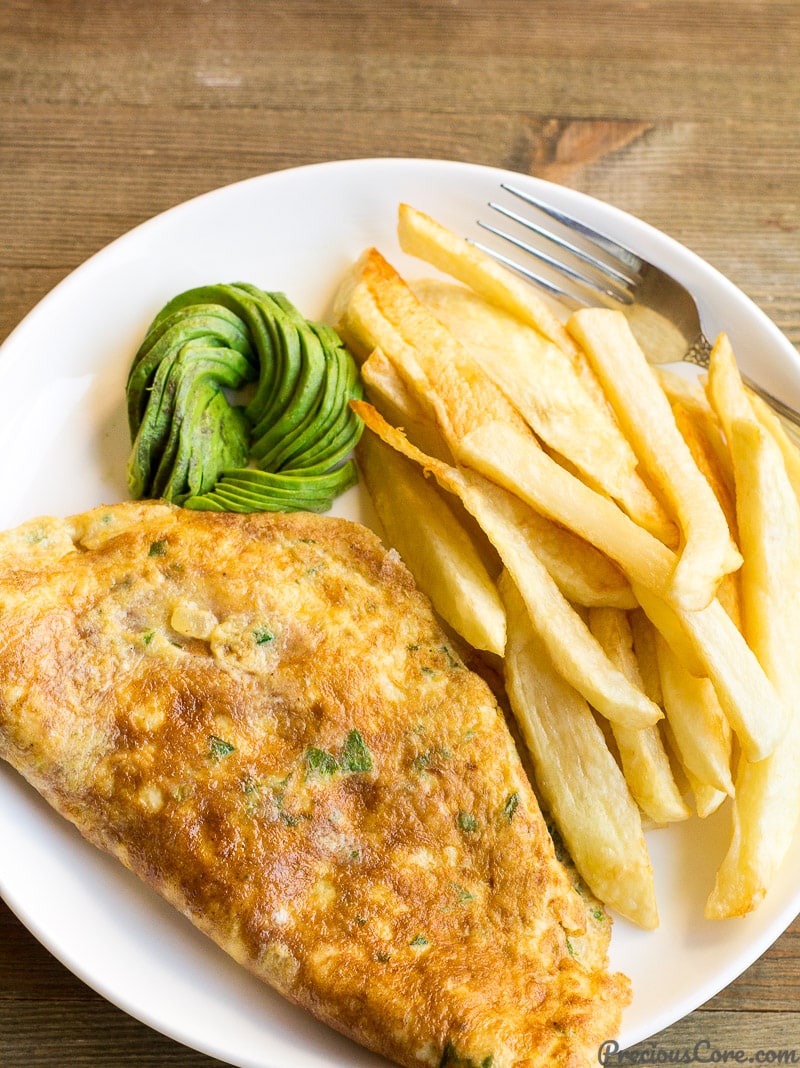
335,203,800,929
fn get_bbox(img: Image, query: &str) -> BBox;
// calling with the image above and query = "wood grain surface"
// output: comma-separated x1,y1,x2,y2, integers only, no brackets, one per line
1,1,799,1064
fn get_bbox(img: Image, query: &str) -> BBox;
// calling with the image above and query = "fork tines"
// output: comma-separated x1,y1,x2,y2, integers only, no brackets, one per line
476,183,643,309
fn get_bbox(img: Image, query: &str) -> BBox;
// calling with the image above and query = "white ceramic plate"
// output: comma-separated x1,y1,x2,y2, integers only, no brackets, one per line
1,158,800,1066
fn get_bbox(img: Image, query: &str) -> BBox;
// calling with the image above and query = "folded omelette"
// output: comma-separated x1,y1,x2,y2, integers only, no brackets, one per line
0,501,629,1066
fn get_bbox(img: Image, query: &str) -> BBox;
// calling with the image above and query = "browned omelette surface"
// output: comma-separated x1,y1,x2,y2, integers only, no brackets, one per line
0,501,629,1067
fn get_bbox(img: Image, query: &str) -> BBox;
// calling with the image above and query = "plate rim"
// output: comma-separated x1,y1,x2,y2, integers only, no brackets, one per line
1,154,799,1064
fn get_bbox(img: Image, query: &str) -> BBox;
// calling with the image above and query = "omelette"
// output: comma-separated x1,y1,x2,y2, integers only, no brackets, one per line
0,500,629,1067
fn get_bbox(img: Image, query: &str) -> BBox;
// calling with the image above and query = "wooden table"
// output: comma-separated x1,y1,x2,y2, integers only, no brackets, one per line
2,1,799,1064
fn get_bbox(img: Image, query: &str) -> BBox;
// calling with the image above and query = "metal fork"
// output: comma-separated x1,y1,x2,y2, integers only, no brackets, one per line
475,183,800,432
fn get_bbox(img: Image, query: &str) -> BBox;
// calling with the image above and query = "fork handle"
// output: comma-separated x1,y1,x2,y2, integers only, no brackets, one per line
741,373,800,441
688,332,800,441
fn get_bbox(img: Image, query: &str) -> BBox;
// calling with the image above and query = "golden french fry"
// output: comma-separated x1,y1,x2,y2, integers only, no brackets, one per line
657,366,735,493
588,607,690,825
501,573,659,929
689,778,728,820
706,719,800,918
568,309,742,611
396,203,579,358
353,403,662,731
504,514,636,611
336,256,454,443
749,392,800,504
628,608,663,706
339,246,679,604
413,277,675,544
336,246,529,448
653,632,734,796
363,335,636,610
671,399,741,628
708,341,800,697
655,365,710,409
672,401,738,543
659,718,727,819
705,334,754,436
356,431,506,656
633,581,785,764
360,347,500,581
705,337,800,917
458,419,678,600
630,584,705,677
361,347,453,463
362,346,634,609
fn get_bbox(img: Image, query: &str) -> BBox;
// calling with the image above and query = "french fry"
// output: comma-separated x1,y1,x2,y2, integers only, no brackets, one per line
588,607,690,825
360,347,503,584
633,581,785,764
501,572,659,929
708,341,800,699
671,398,741,628
336,246,529,448
568,309,742,611
352,402,662,731
748,391,800,504
653,632,734,796
705,334,755,438
458,419,678,599
361,347,453,463
671,401,738,543
627,609,661,698
396,203,579,359
344,256,783,755
356,431,506,656
339,247,679,604
656,366,735,494
655,365,709,409
413,277,675,544
398,202,662,521
631,584,705,676
706,717,800,918
689,777,729,820
501,512,636,611
659,718,727,819
705,337,800,917
362,346,635,609
339,210,800,922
